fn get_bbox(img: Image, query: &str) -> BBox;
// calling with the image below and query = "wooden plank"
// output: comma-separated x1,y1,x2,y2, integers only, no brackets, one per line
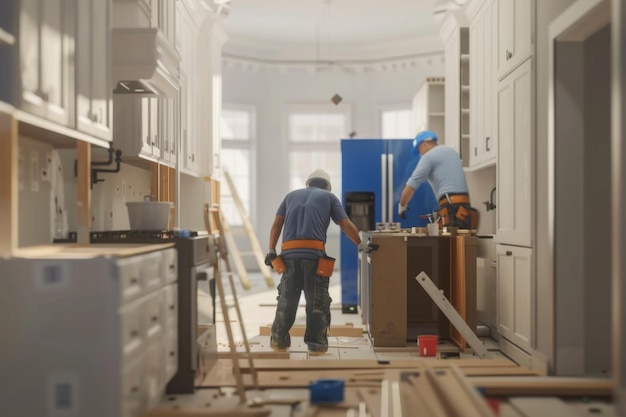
150,162,160,200
507,397,577,417
468,376,613,396
258,324,365,338
238,358,521,371
76,141,91,244
223,170,274,287
0,111,18,256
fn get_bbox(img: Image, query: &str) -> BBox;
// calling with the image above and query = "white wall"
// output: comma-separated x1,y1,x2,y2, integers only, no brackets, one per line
222,62,445,267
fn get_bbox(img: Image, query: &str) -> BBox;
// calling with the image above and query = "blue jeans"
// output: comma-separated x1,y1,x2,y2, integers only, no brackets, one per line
270,258,332,351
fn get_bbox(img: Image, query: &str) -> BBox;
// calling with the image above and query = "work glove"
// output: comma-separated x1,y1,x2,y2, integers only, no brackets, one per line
264,249,277,268
398,203,409,219
357,240,369,252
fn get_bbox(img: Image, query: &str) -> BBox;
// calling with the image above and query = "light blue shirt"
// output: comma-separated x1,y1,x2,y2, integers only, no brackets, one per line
405,145,468,200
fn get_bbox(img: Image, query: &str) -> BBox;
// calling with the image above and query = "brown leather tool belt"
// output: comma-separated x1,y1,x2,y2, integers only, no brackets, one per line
438,193,470,206
281,239,325,251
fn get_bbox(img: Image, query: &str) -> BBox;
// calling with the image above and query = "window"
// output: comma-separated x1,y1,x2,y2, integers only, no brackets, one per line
381,107,415,139
287,105,351,201
220,106,254,226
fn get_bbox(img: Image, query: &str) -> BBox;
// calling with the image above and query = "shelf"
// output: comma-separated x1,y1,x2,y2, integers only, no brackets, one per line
0,27,15,45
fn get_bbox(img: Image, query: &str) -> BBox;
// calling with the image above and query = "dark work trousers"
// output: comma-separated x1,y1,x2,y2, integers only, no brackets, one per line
270,258,332,352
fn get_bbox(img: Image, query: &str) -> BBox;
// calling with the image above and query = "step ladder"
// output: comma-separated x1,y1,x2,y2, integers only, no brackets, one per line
415,271,493,359
222,170,274,288
204,204,258,404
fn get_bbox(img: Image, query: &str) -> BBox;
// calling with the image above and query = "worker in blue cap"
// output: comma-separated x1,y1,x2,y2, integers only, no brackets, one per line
398,130,478,229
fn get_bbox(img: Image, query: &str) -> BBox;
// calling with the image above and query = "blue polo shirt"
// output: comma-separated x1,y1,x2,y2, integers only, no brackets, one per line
277,187,348,259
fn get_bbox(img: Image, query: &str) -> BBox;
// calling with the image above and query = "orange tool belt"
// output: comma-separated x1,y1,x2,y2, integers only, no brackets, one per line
281,239,325,251
438,193,471,206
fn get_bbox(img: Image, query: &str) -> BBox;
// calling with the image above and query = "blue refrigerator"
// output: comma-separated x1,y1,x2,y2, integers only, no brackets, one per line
339,139,438,313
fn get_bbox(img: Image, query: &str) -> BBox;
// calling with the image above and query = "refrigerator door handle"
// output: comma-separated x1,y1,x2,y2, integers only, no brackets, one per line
381,153,387,224
388,153,394,224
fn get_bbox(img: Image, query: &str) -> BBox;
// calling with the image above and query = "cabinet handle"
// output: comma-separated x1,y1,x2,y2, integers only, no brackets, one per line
192,153,195,162
474,146,477,156
485,137,490,152
505,250,513,256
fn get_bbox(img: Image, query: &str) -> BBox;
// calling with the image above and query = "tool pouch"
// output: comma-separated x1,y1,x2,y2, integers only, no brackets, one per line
271,256,286,274
470,207,480,230
316,256,336,278
456,205,470,222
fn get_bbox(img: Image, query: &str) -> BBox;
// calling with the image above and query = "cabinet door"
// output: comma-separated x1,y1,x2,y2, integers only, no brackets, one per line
444,32,460,152
468,12,482,167
496,244,532,351
497,0,532,79
19,0,70,125
496,59,532,246
481,0,497,164
76,0,112,141
90,0,112,140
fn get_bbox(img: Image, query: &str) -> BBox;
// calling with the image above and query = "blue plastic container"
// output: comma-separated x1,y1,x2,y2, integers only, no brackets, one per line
309,379,345,404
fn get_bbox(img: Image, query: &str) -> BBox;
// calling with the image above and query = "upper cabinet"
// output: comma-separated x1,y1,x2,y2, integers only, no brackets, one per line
18,0,72,126
440,11,469,163
0,0,114,146
76,0,113,141
497,0,533,80
467,0,497,169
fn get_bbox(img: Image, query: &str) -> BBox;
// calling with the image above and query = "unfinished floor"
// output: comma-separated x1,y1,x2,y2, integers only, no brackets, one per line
151,271,618,417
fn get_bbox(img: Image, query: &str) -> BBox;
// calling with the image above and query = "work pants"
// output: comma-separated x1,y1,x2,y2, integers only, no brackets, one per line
270,258,331,352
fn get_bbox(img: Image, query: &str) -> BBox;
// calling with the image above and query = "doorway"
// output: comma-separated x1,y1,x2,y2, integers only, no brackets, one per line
550,0,612,376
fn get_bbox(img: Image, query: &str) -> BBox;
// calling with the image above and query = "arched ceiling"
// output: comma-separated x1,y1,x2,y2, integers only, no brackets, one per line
220,0,466,66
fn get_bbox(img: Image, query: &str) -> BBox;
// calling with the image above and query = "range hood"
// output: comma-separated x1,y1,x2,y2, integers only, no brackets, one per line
112,28,180,97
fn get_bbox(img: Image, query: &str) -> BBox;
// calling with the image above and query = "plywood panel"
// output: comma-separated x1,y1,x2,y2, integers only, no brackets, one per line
0,112,17,256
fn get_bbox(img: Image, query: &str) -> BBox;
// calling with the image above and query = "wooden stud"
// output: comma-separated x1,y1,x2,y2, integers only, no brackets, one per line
0,112,18,256
150,162,160,200
76,141,91,244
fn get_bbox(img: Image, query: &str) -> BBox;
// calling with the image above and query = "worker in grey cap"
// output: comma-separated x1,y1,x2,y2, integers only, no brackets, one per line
265,169,368,355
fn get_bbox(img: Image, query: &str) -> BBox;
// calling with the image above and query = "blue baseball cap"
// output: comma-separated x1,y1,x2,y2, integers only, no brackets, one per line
412,130,438,155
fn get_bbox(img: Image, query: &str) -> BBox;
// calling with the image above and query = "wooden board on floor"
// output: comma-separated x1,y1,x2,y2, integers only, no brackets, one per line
201,366,539,389
258,324,365,338
237,358,520,372
468,376,613,396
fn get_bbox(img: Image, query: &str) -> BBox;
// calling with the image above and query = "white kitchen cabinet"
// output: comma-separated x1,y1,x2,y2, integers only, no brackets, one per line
412,77,445,143
468,0,497,169
496,59,532,247
18,0,72,126
497,0,533,80
76,0,113,141
0,245,178,417
440,11,469,163
113,95,164,164
496,244,532,352
177,5,199,175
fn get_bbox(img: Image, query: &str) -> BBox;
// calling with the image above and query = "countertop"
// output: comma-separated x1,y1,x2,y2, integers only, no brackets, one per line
6,243,175,259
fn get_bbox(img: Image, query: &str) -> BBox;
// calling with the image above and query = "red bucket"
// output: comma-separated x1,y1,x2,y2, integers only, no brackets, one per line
417,335,438,357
